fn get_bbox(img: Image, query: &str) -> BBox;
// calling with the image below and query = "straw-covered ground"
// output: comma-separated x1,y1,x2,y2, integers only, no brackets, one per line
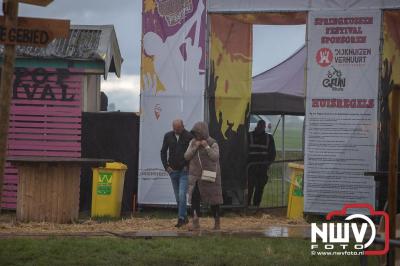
0,209,307,234
0,209,373,266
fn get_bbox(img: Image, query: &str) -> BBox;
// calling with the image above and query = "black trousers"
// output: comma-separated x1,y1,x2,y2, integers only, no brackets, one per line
248,165,269,207
191,181,220,218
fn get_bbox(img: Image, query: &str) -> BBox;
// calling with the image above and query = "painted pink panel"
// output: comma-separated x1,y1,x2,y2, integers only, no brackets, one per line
9,144,81,151
10,109,80,117
9,115,81,123
5,166,17,174
9,121,81,129
4,176,18,183
7,150,81,157
2,203,16,209
3,191,17,197
10,106,81,115
10,99,81,106
8,133,81,141
3,198,16,204
3,185,17,191
8,140,81,148
8,127,81,135
2,68,83,210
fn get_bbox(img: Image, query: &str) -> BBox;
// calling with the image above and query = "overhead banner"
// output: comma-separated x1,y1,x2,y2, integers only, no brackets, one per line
304,11,381,213
208,0,400,13
139,0,206,205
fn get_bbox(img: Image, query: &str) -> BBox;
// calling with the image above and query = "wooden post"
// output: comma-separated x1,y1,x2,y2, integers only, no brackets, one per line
0,0,18,213
388,86,400,265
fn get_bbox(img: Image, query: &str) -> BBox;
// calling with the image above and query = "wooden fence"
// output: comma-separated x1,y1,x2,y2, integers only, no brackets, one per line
2,68,82,209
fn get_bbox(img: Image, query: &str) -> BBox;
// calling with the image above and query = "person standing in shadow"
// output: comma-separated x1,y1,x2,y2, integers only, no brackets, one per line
247,120,276,207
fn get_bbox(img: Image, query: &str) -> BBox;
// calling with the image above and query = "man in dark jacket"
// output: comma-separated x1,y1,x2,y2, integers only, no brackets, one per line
247,119,276,207
161,119,193,227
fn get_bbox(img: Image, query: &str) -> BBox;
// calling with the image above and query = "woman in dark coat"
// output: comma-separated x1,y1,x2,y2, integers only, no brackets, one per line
184,121,223,230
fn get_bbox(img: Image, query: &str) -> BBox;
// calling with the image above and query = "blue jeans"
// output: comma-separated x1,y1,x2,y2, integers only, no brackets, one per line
170,170,188,220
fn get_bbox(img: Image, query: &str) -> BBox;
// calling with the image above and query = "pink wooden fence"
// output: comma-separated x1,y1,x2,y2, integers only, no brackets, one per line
2,68,82,209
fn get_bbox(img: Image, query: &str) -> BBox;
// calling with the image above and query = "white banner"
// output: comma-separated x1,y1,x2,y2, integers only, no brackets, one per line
304,10,381,213
139,0,206,205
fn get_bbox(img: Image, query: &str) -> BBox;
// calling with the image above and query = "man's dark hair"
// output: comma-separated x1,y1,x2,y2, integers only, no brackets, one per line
256,119,266,128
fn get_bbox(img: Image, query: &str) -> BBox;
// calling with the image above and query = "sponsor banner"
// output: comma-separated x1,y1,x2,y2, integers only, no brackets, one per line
305,11,381,213
139,0,206,205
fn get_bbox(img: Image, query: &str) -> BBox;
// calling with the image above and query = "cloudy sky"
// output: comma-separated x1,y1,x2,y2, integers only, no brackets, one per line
19,0,305,112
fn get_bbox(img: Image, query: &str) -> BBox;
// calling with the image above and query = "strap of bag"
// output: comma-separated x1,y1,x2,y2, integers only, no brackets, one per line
197,152,203,171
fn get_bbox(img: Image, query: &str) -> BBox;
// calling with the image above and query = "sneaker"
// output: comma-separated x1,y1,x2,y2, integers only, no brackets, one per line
175,218,186,228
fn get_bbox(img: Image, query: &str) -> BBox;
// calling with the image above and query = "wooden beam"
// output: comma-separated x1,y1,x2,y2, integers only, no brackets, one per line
18,0,53,6
0,0,19,213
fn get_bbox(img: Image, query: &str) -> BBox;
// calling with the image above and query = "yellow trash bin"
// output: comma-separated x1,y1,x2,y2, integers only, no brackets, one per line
287,163,304,219
91,162,128,218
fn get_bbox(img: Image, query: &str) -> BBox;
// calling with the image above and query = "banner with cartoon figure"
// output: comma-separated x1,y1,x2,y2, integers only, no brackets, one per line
377,11,400,209
304,11,381,213
206,13,305,206
208,14,252,205
379,11,400,177
139,0,206,205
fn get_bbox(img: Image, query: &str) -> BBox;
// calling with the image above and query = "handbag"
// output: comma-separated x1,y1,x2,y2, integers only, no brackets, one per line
197,151,216,183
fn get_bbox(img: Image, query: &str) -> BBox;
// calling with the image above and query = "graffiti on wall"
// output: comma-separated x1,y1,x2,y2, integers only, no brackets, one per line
12,68,79,102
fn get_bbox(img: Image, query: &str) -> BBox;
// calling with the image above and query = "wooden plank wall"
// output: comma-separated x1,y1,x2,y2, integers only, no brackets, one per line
17,164,81,223
2,68,82,209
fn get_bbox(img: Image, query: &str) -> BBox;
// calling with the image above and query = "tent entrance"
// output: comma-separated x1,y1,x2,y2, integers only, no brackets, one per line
207,12,306,207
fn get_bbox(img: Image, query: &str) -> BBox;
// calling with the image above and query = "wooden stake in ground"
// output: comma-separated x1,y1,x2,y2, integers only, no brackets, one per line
388,85,400,265
0,0,19,214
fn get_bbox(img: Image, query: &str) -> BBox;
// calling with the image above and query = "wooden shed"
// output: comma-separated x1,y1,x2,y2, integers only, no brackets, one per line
1,24,122,210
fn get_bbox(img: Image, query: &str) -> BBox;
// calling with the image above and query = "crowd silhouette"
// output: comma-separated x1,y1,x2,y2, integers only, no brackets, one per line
207,62,250,205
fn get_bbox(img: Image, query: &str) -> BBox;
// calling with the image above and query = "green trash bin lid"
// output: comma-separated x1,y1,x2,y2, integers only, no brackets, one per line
104,162,128,170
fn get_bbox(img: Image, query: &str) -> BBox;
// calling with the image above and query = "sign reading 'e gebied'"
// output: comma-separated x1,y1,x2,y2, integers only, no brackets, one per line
0,16,70,47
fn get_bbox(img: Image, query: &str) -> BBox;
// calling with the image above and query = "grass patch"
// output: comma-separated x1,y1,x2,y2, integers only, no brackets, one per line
274,127,303,151
0,237,374,266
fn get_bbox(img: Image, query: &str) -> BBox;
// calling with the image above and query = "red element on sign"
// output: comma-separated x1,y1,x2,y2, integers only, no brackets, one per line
326,203,389,256
316,48,333,67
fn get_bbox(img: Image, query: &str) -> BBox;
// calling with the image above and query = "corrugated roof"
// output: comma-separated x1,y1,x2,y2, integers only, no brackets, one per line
0,24,122,78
